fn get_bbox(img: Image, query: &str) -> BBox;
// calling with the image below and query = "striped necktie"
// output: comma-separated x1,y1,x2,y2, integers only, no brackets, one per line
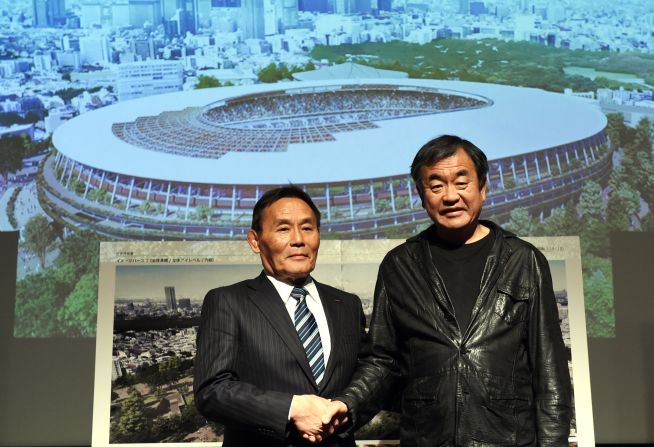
291,286,325,385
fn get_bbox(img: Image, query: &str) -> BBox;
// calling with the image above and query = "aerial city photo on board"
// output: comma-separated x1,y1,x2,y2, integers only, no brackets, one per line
105,257,576,444
2,0,654,341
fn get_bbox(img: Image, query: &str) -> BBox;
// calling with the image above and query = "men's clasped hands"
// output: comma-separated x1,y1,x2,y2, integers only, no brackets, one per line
289,395,349,443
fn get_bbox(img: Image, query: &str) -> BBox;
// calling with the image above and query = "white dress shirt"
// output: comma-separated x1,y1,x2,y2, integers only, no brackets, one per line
266,274,332,367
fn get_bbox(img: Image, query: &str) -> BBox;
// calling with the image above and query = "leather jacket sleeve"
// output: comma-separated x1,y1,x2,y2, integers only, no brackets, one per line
529,249,572,446
334,261,399,422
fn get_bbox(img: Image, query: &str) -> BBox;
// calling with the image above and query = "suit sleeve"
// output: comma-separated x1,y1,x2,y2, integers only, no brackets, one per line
529,250,572,446
334,260,400,422
193,288,293,440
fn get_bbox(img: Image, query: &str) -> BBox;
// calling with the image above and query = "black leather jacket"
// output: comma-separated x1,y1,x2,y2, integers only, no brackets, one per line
338,221,571,447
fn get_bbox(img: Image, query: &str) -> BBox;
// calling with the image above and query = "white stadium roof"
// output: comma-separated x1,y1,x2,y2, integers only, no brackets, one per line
53,79,607,185
292,62,409,81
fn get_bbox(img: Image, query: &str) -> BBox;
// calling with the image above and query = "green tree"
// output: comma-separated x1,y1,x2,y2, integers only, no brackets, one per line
505,207,535,236
376,198,391,212
88,187,109,203
641,211,654,231
23,215,57,268
158,356,183,383
582,261,615,337
257,63,282,83
0,134,28,181
632,116,653,155
54,87,86,103
579,218,610,258
545,201,580,236
502,177,516,190
576,180,604,220
195,204,212,221
606,183,640,232
194,74,221,89
605,113,626,151
140,200,155,214
14,270,63,337
116,391,150,442
57,273,98,337
304,61,316,71
56,230,102,277
395,195,409,210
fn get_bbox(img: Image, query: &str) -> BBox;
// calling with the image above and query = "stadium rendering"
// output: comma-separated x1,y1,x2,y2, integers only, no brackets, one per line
41,79,609,239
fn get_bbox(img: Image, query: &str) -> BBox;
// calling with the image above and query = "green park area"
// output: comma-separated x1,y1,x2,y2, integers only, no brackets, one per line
310,38,654,92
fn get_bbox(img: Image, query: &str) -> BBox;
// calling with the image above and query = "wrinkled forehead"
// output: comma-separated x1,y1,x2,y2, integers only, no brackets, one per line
261,197,318,224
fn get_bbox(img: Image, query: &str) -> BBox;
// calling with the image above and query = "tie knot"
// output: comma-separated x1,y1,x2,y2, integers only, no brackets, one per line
291,287,308,301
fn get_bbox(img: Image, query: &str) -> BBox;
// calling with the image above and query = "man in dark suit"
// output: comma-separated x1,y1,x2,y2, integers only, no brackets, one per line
194,186,367,447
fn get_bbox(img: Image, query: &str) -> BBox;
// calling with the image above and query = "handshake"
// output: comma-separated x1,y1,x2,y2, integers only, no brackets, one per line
290,395,350,443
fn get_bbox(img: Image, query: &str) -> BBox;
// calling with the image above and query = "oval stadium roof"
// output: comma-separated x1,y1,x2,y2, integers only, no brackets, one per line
53,79,607,185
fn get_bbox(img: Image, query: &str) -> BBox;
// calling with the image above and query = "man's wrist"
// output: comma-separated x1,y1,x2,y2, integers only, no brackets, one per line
288,394,301,421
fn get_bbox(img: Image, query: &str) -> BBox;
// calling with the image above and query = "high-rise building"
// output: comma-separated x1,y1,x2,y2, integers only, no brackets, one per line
546,2,565,23
33,0,66,27
300,0,331,13
469,1,485,15
164,286,177,310
353,0,370,13
128,0,162,27
520,0,534,14
117,60,183,101
163,0,200,33
132,37,155,59
376,0,391,11
459,0,469,14
111,1,131,26
79,34,111,65
80,0,102,27
280,0,298,28
178,298,192,309
242,0,264,39
161,0,179,19
111,358,123,381
212,0,240,5
62,34,80,51
263,0,277,35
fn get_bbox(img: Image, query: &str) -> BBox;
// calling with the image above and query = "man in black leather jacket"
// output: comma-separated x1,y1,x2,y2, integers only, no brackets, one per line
319,135,572,447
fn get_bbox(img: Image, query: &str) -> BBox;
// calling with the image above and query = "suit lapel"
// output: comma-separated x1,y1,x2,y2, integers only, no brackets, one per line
315,281,342,391
246,272,318,389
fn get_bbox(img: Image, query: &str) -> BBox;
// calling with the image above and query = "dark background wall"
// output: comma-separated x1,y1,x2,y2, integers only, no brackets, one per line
1,230,653,445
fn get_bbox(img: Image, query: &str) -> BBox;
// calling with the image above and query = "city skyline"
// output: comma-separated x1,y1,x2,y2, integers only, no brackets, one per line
114,263,262,300
113,258,567,302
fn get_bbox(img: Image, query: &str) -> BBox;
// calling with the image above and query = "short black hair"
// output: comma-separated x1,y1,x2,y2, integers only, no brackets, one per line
251,185,321,232
410,134,488,197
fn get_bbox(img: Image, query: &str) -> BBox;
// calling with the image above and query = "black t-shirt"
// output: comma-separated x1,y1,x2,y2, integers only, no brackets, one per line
428,226,494,334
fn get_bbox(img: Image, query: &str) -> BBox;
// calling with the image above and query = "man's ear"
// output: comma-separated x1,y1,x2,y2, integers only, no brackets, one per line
246,229,260,254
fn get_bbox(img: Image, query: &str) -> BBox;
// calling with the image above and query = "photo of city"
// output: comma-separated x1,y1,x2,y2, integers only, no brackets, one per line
3,0,654,341
110,264,261,443
104,253,581,445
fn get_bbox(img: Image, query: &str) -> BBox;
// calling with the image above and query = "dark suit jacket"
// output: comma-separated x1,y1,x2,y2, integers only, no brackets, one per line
194,271,367,447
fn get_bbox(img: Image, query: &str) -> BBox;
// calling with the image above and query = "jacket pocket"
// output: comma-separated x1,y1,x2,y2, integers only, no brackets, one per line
401,375,452,445
494,284,531,325
468,393,535,446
